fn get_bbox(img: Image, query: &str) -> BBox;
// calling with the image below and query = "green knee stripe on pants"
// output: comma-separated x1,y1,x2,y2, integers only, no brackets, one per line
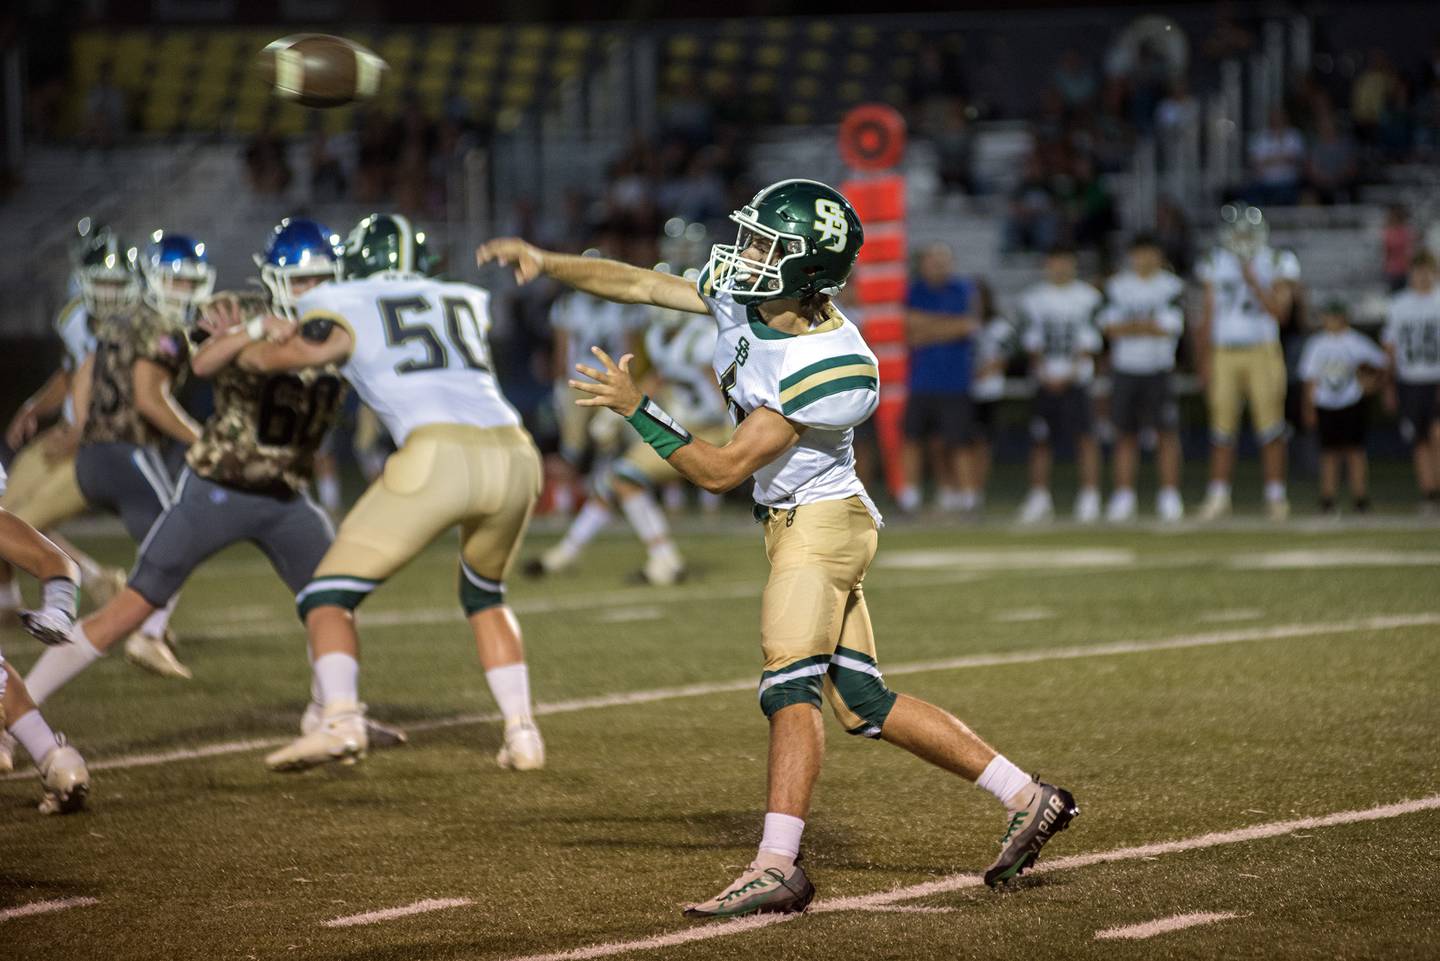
829,649,897,733
459,565,505,615
758,654,831,717
296,587,372,619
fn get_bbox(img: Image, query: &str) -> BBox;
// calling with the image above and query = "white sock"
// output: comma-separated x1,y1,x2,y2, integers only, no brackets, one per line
140,596,178,637
24,625,105,704
313,652,359,707
1207,480,1231,500
8,709,60,763
620,492,671,547
1264,481,1287,503
485,663,533,724
977,754,1035,809
896,486,921,512
559,500,611,554
758,811,805,864
316,474,341,512
0,578,20,609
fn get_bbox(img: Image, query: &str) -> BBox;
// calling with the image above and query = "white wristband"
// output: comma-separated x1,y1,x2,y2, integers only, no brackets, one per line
244,316,266,341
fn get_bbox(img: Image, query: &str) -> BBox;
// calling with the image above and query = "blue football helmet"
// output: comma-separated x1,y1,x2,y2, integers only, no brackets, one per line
255,218,343,318
141,231,215,322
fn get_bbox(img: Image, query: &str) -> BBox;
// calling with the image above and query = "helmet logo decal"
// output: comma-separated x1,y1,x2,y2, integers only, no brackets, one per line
813,199,849,253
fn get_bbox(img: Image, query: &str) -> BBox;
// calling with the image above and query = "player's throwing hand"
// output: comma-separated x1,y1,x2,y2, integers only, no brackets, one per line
475,238,545,285
571,346,642,417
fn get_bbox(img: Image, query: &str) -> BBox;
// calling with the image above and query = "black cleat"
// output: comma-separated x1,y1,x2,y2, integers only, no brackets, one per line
984,781,1079,887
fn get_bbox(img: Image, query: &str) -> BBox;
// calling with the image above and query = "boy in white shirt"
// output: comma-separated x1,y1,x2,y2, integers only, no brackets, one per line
1299,301,1389,514
1381,250,1440,513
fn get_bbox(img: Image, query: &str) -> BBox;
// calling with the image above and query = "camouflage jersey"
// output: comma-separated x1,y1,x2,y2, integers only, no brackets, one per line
83,304,191,448
186,315,347,499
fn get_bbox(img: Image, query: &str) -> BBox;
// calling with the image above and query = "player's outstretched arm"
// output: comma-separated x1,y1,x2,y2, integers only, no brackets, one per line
572,347,801,494
238,317,354,374
132,359,202,446
477,238,708,315
6,368,71,449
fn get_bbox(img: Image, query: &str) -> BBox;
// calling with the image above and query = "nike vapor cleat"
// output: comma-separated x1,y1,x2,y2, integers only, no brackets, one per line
300,701,408,751
495,718,545,771
684,861,815,919
124,631,192,679
19,608,75,647
266,699,367,772
37,736,90,815
984,781,1079,887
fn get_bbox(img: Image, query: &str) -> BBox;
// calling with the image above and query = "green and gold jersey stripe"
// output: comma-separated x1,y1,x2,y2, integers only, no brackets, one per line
779,354,878,415
779,353,875,392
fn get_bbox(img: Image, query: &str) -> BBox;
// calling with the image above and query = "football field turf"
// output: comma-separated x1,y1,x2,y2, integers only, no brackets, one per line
2,516,1438,960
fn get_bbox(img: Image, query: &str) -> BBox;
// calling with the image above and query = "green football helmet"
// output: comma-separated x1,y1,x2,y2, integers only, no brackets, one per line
703,179,864,304
1219,203,1268,260
73,224,141,317
342,213,439,279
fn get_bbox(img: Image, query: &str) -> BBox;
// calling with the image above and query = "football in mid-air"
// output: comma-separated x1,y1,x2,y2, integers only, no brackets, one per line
256,34,387,108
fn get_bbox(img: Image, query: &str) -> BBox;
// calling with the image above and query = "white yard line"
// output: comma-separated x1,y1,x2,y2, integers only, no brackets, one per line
500,796,1440,961
851,905,957,914
322,897,472,929
1094,911,1241,941
4,612,1436,784
0,897,99,923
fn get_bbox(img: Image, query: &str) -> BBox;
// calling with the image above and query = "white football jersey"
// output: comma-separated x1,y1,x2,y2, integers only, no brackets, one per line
645,313,725,427
551,291,643,377
1298,328,1388,410
1381,287,1440,384
1099,270,1186,374
55,298,96,423
699,287,881,522
1019,281,1104,384
971,317,1016,402
296,276,520,446
1196,246,1300,346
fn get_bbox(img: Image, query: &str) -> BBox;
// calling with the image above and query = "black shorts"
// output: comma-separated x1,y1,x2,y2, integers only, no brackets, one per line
969,399,1001,443
1397,380,1440,443
903,392,972,446
75,442,175,543
1316,401,1368,450
128,469,335,607
1110,371,1179,434
1030,385,1094,445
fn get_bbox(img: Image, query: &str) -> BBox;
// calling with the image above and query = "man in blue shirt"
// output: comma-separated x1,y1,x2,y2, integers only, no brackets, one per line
898,243,980,512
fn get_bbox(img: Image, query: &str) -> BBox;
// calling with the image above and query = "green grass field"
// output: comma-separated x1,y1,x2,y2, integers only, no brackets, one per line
2,511,1438,960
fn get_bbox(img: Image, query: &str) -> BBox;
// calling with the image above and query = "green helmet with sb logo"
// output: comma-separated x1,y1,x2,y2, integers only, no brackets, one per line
342,213,439,279
702,179,864,304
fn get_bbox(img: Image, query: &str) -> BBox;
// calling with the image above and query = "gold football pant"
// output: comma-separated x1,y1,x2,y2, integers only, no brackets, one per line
1208,342,1287,446
756,496,896,737
296,424,541,618
0,431,87,532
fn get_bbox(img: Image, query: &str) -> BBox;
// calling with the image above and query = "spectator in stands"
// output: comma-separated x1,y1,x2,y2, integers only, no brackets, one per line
1247,108,1305,206
1382,205,1418,291
897,243,981,513
1155,76,1200,145
355,110,398,203
1067,155,1118,254
80,64,127,151
1304,110,1358,205
1352,49,1396,144
1299,301,1389,515
1098,234,1187,522
1155,195,1195,276
1004,154,1060,252
308,132,347,203
243,126,291,196
927,98,976,197
1017,247,1104,524
1382,250,1440,513
1054,49,1098,113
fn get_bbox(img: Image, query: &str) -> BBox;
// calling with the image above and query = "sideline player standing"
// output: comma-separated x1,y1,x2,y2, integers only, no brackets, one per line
237,214,546,773
1381,250,1440,512
1098,234,1187,522
1194,204,1299,521
479,179,1078,917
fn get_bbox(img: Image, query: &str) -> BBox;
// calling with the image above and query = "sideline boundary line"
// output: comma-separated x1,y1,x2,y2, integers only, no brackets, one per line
3,612,1436,784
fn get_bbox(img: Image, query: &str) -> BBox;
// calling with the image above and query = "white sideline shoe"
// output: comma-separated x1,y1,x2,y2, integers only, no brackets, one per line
300,701,409,750
1197,489,1231,522
495,718,545,771
267,700,367,772
1017,490,1054,525
1157,489,1185,523
1074,488,1101,524
37,737,90,815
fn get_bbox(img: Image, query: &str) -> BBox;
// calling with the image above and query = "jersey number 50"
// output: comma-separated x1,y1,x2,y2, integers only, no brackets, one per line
379,296,492,375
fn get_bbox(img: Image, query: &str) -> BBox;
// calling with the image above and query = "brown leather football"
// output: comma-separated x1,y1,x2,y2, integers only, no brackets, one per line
255,34,388,108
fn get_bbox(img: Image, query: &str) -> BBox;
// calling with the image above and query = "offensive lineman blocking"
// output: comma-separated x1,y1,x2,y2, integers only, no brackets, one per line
479,179,1079,918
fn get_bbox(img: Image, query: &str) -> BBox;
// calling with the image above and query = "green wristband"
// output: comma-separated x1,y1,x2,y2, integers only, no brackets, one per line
626,395,693,460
